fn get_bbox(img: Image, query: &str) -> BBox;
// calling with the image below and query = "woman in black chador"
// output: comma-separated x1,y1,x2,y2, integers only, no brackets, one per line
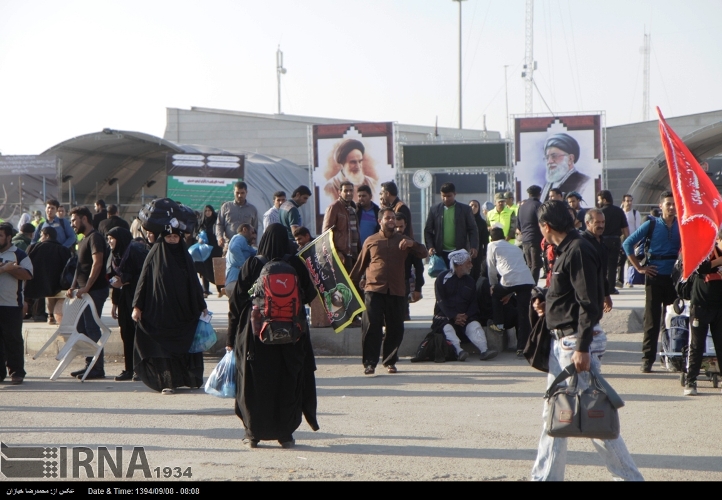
195,205,223,297
107,227,148,382
228,223,319,448
132,227,207,394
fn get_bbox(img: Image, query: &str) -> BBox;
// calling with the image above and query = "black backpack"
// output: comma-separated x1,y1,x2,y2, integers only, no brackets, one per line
672,253,696,301
634,217,656,266
138,198,194,235
410,331,458,363
59,254,77,290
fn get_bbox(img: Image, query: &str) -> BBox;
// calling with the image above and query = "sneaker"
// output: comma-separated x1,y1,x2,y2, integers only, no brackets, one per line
479,350,498,361
684,383,697,396
457,350,469,362
641,362,652,373
516,350,525,359
114,370,133,381
624,283,634,288
364,365,375,375
610,289,620,295
161,388,175,395
132,374,141,382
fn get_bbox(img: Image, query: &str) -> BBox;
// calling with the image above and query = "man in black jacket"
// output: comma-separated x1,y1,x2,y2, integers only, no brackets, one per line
530,200,642,481
92,199,108,231
580,208,613,315
25,227,71,325
424,183,479,268
98,204,130,237
517,184,544,283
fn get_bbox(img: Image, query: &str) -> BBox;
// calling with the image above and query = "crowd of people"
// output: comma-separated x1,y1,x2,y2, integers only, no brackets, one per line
2,155,717,481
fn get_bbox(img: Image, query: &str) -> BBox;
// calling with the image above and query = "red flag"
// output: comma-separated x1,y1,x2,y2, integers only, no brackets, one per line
657,107,722,279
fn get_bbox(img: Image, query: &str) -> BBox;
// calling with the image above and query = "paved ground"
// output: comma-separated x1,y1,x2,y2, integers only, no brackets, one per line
3,329,722,482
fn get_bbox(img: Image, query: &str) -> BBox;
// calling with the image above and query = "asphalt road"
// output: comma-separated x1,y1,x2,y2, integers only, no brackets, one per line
3,332,721,482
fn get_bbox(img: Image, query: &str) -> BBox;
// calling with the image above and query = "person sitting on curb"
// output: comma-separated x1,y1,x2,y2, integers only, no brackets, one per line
431,249,497,361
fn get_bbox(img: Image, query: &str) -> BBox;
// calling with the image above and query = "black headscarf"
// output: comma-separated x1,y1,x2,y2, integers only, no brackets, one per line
199,205,217,232
257,223,290,260
108,226,132,259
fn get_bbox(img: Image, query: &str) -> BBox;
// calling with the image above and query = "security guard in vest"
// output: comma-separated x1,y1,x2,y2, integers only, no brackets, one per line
487,192,517,244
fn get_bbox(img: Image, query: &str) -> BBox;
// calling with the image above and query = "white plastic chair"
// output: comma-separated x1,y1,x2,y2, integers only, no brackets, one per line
33,291,111,382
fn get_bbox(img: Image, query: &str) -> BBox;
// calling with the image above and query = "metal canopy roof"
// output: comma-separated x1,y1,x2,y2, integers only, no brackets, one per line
629,120,722,205
42,129,313,223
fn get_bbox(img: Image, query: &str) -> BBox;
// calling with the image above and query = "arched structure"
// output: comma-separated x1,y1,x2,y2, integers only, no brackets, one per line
42,129,313,224
629,120,722,205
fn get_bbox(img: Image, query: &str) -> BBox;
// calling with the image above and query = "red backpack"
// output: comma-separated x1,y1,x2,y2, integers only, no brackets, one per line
251,256,305,344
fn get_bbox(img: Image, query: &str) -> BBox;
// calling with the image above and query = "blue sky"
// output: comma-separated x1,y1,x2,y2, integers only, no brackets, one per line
1,0,720,154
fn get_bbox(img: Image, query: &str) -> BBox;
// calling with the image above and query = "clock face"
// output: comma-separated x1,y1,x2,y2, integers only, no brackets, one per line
413,169,432,189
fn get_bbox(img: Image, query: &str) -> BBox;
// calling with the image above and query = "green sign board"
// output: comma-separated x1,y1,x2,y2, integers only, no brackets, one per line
165,153,245,211
402,142,508,169
167,176,240,211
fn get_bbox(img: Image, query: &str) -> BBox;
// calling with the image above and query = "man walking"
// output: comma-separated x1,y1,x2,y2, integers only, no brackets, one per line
531,200,642,481
323,181,360,272
424,182,478,268
623,191,680,373
432,249,497,361
356,185,380,247
621,194,642,287
351,208,427,375
263,191,286,233
67,206,110,380
279,185,312,247
517,185,544,283
216,181,258,249
580,208,614,314
597,190,629,295
98,204,130,237
379,181,413,238
32,199,76,248
0,223,33,384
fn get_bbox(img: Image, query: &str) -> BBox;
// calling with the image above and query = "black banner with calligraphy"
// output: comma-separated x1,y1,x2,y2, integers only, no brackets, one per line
297,228,365,333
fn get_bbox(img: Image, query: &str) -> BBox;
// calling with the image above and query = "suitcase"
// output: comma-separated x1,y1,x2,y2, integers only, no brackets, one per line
213,257,226,287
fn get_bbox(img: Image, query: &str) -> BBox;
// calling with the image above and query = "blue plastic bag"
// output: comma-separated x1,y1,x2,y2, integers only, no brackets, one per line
204,350,236,398
197,230,209,245
427,254,447,278
188,242,213,262
189,318,218,353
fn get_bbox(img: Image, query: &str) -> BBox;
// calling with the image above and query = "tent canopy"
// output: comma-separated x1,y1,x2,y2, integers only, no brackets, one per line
42,129,313,226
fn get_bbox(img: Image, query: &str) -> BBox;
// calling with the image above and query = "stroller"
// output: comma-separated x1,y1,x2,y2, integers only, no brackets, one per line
662,301,720,387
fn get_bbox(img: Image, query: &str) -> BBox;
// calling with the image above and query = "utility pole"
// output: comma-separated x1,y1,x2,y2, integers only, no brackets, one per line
276,46,287,115
641,31,651,121
504,65,510,138
522,0,535,115
453,0,466,129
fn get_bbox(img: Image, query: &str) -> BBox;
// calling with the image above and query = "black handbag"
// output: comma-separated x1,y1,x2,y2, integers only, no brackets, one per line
544,364,624,440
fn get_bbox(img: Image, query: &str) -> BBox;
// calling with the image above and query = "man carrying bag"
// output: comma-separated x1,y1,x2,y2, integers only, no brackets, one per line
530,200,643,481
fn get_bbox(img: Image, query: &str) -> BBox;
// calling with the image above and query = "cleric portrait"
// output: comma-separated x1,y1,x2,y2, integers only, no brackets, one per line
540,133,591,202
324,139,377,201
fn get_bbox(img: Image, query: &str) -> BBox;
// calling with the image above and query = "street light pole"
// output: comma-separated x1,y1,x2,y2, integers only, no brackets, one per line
276,46,287,115
453,0,466,129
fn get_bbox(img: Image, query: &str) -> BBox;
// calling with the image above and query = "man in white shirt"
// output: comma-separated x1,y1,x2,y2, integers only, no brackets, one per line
621,194,642,287
262,191,286,234
0,223,33,384
487,227,535,357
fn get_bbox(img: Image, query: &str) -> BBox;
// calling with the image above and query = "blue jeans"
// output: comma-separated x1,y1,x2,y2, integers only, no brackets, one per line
77,287,109,374
531,330,644,481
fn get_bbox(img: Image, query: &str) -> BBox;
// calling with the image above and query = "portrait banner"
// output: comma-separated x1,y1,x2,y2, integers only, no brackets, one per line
311,122,395,233
514,115,603,206
297,228,365,333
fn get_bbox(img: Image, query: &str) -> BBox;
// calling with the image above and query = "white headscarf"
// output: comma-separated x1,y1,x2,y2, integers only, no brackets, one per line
444,249,471,283
18,213,31,227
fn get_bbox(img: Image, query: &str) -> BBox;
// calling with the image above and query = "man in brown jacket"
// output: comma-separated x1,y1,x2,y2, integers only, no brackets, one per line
323,181,359,272
351,208,428,375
